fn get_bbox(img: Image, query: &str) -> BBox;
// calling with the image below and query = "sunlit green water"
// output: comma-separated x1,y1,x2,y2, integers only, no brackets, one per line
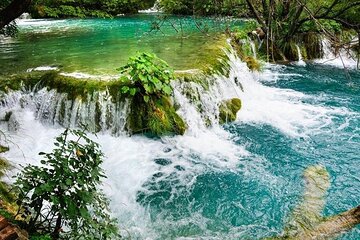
0,15,239,75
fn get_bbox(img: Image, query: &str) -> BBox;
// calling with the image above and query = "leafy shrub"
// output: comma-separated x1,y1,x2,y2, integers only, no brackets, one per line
118,52,174,103
119,52,187,136
14,129,120,239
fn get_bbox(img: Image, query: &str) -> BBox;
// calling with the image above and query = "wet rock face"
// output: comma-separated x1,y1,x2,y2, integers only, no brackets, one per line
0,111,20,132
219,98,242,124
0,215,28,240
7,112,19,132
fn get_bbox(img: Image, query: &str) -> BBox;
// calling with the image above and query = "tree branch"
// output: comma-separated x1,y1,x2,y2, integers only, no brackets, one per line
0,0,32,29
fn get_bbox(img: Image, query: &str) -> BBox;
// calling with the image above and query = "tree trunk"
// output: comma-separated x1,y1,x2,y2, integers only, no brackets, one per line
0,0,32,29
245,0,267,31
52,213,62,240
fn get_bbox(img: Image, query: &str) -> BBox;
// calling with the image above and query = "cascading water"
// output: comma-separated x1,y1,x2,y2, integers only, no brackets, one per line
316,38,358,69
295,44,306,66
1,88,129,135
1,46,359,239
249,40,257,59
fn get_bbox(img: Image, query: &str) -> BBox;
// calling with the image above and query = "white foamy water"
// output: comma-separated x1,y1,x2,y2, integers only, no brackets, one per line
224,49,353,138
27,66,59,72
295,44,306,66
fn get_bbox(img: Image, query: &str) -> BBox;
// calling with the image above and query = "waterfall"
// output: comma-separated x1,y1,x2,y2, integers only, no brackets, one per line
0,44,343,138
295,44,306,66
1,89,129,136
249,40,257,59
139,0,161,13
316,38,357,69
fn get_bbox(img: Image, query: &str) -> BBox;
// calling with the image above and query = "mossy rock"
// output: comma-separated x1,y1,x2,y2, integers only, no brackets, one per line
127,95,187,136
302,32,323,59
245,56,261,71
0,145,9,154
282,41,299,61
0,157,15,204
219,98,242,124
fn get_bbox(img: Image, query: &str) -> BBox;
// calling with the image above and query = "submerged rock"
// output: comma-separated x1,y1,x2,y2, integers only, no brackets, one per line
219,98,242,124
266,165,360,240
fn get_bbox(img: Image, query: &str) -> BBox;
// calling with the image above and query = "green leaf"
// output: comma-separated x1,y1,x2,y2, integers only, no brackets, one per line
143,95,150,103
121,86,129,94
66,179,72,186
162,85,172,95
129,88,137,96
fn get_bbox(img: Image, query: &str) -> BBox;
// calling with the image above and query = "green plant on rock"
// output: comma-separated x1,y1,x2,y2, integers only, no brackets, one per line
14,129,120,239
0,143,15,204
118,52,174,103
119,52,187,136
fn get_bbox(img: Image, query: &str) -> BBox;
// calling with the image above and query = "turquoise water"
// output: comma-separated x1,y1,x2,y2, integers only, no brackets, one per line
0,16,359,239
134,64,360,239
0,15,238,75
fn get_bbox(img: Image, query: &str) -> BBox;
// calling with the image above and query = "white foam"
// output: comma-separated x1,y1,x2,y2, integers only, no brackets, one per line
60,72,119,80
27,66,59,72
16,19,67,27
225,49,354,138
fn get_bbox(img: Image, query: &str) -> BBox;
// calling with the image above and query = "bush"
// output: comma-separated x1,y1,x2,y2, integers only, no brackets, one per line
14,129,120,239
119,52,174,103
119,52,187,136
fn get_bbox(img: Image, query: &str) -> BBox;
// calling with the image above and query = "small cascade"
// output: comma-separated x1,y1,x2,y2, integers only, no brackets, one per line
249,40,257,59
0,89,129,135
321,39,336,59
295,44,306,66
316,38,357,68
18,13,32,20
139,1,161,13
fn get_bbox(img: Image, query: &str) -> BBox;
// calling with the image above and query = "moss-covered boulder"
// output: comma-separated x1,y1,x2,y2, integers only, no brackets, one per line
219,98,242,124
302,32,323,59
127,95,186,136
282,41,300,61
244,56,261,71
